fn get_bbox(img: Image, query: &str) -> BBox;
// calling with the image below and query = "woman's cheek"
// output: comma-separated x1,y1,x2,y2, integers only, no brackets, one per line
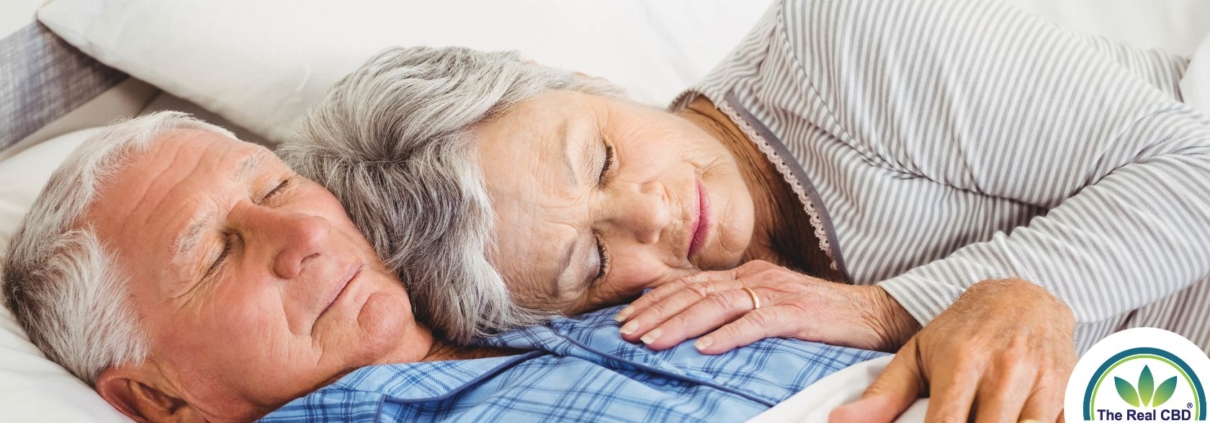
604,253,669,296
708,195,754,270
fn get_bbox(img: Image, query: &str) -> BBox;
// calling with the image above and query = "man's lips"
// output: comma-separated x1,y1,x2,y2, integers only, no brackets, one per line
688,179,710,258
316,262,363,322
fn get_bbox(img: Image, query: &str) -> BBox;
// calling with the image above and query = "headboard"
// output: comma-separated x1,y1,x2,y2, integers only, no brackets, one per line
0,23,126,151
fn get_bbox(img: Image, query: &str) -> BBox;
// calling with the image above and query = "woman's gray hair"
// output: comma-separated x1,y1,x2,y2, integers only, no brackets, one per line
2,112,236,385
279,46,624,343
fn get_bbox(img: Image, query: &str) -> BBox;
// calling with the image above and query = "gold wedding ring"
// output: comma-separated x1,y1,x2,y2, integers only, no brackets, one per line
741,286,761,310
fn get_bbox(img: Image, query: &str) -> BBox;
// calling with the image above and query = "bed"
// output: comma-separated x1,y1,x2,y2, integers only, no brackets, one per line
1,1,1207,422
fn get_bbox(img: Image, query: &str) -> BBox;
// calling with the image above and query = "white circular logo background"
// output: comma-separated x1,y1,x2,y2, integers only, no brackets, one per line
1065,328,1210,422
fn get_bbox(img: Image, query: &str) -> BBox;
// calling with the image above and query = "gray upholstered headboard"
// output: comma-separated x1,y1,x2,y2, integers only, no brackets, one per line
0,23,126,151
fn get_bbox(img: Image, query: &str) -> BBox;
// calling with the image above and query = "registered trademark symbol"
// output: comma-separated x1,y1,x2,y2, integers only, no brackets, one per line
1190,402,1195,409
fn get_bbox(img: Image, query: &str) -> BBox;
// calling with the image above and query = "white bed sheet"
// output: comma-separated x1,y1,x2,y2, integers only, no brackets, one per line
1010,0,1210,56
746,356,928,423
1182,34,1210,115
0,128,132,423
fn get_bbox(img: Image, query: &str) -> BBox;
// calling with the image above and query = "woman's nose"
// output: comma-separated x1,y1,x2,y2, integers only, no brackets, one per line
241,206,332,279
605,181,671,244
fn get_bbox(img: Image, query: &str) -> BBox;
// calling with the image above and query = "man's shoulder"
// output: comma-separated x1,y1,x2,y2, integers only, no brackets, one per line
259,352,543,422
261,306,886,422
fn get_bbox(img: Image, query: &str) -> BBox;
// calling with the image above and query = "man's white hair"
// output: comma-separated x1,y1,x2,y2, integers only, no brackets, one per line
278,46,625,343
2,112,236,384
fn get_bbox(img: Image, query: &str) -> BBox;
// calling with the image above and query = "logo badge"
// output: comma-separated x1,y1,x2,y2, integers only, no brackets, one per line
1065,328,1210,421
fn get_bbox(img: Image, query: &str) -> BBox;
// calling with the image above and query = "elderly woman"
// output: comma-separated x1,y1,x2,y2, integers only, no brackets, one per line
279,0,1210,421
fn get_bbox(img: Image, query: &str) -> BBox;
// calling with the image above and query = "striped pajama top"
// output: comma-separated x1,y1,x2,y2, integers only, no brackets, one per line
671,0,1210,354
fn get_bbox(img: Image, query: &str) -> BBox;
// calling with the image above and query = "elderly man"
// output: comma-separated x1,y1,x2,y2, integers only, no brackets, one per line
2,112,894,422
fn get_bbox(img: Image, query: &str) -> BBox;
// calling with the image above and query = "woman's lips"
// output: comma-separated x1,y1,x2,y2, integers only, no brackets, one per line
688,179,711,259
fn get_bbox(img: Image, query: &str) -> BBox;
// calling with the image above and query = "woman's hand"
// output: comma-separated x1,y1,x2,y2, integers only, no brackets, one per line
829,279,1077,423
613,260,921,354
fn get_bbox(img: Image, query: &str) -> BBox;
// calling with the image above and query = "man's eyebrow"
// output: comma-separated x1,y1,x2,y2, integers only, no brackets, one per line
234,150,267,182
172,150,265,266
172,208,214,267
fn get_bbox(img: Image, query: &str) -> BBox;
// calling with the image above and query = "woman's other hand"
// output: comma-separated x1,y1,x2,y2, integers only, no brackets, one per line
829,279,1077,423
613,260,920,353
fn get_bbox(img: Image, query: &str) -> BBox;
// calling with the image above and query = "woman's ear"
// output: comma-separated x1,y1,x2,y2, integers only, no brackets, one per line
96,365,204,423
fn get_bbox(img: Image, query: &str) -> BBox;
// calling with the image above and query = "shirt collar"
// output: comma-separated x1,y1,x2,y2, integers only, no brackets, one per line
323,351,545,402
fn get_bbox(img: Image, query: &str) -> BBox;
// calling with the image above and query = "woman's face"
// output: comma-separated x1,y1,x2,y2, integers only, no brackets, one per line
475,90,757,313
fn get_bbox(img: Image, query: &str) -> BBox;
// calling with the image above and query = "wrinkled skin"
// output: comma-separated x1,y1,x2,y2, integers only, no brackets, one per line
830,279,1076,423
476,90,1077,422
88,130,434,422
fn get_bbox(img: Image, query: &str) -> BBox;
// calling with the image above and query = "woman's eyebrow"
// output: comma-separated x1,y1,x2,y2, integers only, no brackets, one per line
553,235,576,298
554,235,593,298
559,119,597,188
558,119,577,187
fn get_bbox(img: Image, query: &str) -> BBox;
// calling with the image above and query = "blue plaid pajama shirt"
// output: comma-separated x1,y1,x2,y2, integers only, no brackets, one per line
259,305,885,422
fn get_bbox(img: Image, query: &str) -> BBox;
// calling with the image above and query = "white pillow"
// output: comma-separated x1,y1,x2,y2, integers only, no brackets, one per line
0,128,131,423
37,0,770,144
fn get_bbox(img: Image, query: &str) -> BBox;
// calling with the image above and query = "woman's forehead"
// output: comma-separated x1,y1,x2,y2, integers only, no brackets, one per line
475,99,604,200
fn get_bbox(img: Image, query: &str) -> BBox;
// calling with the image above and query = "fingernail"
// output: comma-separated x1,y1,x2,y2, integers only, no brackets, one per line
695,336,713,350
614,306,635,322
1019,420,1042,423
640,329,662,344
619,321,639,335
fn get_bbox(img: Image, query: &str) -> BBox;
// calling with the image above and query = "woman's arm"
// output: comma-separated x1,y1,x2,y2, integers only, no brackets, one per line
1072,32,1189,101
622,0,1206,420
784,0,1210,340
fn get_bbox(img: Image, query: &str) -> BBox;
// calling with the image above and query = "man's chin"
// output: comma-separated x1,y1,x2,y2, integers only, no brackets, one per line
357,291,430,364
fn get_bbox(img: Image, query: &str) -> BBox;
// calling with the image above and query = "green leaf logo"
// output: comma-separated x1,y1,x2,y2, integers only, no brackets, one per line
1117,376,1141,407
1153,377,1178,407
1115,365,1180,407
1140,366,1154,406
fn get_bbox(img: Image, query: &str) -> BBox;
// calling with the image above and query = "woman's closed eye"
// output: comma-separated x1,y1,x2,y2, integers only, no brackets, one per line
588,140,616,287
589,137,617,286
592,233,610,286
598,144,615,185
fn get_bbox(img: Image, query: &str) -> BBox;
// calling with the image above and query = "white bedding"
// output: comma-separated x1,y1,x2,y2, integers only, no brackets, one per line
1183,34,1210,115
746,356,928,423
0,128,131,423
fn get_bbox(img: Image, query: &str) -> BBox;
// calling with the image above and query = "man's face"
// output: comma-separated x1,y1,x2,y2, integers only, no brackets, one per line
88,130,429,421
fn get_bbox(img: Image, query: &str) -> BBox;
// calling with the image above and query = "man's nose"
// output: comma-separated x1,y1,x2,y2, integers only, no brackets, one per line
241,206,332,279
604,181,671,245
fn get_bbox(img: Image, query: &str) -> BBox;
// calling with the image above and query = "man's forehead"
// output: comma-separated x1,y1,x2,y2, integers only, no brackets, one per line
158,129,268,163
84,129,269,266
92,129,260,202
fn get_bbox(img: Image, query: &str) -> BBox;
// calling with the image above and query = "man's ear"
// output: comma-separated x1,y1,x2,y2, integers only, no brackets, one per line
96,365,204,423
